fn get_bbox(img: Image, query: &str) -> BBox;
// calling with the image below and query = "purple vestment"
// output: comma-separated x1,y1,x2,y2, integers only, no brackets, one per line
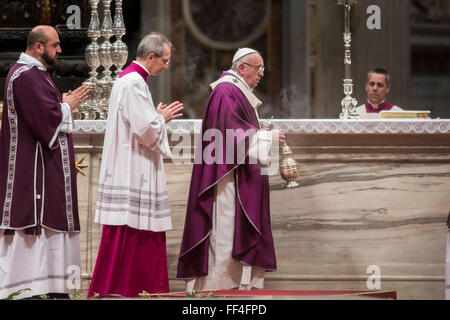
177,73,277,279
0,63,79,232
365,101,394,113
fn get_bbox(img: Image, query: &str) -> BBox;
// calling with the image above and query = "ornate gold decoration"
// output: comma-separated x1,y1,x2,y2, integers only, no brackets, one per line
75,156,88,176
38,0,52,25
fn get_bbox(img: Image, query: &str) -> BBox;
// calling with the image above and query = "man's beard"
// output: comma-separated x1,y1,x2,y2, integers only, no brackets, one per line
42,50,58,67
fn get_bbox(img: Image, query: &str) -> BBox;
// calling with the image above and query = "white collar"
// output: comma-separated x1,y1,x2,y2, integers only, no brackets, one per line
226,69,252,92
18,53,46,71
133,60,150,76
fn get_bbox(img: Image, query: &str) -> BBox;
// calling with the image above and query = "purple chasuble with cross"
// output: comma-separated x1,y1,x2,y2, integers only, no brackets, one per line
0,62,80,232
177,73,277,279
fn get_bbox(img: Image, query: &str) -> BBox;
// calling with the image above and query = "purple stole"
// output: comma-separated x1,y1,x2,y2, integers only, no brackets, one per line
119,62,149,81
177,72,277,279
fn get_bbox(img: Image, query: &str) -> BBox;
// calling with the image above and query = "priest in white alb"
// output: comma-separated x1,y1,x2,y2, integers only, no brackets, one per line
88,32,183,298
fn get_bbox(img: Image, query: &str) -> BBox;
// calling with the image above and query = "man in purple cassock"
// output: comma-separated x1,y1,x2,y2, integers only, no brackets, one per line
177,48,284,291
0,25,89,299
356,68,403,119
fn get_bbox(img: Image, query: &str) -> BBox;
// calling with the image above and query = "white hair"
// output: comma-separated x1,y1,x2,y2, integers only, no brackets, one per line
136,32,172,59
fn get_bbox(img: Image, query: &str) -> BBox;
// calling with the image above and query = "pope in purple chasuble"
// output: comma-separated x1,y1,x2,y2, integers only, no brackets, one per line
177,71,277,287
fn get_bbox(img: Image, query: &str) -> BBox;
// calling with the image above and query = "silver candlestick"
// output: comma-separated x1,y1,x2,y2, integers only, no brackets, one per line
97,0,114,119
111,0,128,79
338,0,359,119
78,0,101,120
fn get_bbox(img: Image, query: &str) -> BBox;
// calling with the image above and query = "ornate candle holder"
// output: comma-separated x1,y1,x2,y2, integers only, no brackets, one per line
261,118,299,189
97,0,114,119
338,0,359,119
78,0,101,120
111,0,128,79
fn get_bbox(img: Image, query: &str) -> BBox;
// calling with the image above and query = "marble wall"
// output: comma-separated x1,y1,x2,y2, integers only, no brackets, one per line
74,120,450,300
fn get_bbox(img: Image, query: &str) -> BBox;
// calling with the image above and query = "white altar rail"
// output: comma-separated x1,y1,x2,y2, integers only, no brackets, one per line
74,119,450,135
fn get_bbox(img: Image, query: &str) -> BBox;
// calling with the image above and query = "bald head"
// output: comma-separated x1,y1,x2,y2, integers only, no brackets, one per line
25,25,62,67
27,26,57,50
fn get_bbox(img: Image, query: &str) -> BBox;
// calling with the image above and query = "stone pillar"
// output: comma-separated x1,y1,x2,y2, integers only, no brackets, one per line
140,0,172,104
282,0,310,118
315,0,410,118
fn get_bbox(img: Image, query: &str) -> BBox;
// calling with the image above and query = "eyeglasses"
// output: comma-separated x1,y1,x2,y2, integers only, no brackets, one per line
243,62,265,73
154,53,170,66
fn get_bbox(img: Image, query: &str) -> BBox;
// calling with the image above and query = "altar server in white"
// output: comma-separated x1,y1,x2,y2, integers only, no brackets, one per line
88,32,183,298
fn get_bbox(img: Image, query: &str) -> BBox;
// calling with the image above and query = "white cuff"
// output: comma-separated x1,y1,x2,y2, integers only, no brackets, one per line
248,130,273,165
48,103,74,149
59,102,74,134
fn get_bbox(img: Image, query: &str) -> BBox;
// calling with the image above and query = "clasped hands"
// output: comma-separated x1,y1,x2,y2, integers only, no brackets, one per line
157,101,184,123
62,85,91,110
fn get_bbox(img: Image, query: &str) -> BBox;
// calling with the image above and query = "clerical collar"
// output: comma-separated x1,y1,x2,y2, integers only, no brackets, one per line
17,53,46,71
225,69,253,92
119,61,150,81
133,61,150,77
365,101,393,113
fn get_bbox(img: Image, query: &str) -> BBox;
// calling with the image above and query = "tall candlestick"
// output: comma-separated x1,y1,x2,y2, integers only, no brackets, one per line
78,0,101,120
338,0,359,119
111,0,128,79
97,0,114,119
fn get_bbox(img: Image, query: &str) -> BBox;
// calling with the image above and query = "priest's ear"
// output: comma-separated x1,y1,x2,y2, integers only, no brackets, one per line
237,62,246,76
147,52,158,63
34,41,46,54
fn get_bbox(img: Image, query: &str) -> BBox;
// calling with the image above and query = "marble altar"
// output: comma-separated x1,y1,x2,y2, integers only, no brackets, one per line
67,119,450,299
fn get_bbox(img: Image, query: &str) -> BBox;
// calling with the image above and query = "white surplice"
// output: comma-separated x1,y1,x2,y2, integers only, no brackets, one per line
355,103,403,119
95,69,172,232
187,72,274,292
